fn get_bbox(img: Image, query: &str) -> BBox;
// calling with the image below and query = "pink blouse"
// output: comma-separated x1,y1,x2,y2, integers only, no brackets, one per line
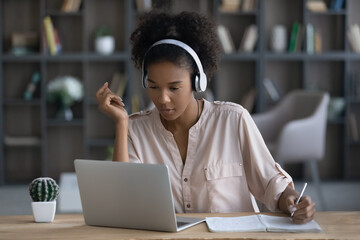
128,100,293,213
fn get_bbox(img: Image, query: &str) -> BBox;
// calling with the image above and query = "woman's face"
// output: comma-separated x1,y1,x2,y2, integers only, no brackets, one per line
146,61,193,121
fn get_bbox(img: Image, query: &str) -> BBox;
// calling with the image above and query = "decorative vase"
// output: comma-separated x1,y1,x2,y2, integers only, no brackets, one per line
31,201,56,223
270,25,287,53
95,36,115,55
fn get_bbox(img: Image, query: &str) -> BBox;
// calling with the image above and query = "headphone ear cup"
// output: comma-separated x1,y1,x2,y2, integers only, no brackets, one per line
199,73,207,92
143,73,148,88
194,73,207,92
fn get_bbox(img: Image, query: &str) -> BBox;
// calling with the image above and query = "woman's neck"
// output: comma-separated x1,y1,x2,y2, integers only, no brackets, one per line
162,98,201,133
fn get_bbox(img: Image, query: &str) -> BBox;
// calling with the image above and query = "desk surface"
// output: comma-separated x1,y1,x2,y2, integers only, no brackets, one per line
0,212,359,240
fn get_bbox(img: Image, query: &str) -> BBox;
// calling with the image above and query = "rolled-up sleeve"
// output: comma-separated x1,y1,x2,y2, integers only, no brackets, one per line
239,109,293,211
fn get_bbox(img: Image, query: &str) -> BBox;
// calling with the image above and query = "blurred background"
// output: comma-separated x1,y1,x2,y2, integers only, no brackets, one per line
1,0,360,215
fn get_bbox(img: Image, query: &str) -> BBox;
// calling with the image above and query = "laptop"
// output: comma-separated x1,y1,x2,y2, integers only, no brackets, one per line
74,159,205,232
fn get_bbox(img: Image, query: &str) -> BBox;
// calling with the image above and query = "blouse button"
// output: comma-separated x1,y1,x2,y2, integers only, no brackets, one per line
187,204,191,208
184,178,188,182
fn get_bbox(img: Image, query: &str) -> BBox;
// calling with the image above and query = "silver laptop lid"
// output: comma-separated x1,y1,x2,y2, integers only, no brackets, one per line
74,159,178,232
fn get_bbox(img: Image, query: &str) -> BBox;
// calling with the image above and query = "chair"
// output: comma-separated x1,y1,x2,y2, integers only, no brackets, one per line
252,90,330,210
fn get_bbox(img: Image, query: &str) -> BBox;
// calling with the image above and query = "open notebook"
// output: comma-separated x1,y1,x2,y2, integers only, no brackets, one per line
206,214,322,233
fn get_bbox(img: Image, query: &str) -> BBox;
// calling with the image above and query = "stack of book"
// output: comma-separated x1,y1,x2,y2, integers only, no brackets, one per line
219,0,257,12
61,0,82,12
217,24,258,53
307,0,344,12
11,32,38,55
43,16,62,56
307,0,328,12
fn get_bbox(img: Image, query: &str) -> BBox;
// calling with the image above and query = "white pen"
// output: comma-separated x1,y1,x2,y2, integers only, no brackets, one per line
291,182,308,217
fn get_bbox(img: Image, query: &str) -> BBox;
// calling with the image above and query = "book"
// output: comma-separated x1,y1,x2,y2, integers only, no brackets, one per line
314,30,322,53
288,22,300,52
219,0,241,12
241,0,256,11
307,0,328,12
11,32,38,55
263,78,282,102
330,0,344,11
217,24,235,54
306,23,315,54
206,214,322,233
61,0,82,12
135,0,152,12
53,28,62,54
239,24,258,52
11,32,38,48
348,24,360,53
43,16,57,56
295,24,303,52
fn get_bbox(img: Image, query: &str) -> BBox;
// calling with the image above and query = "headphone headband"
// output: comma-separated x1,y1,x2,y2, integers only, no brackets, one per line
141,39,207,92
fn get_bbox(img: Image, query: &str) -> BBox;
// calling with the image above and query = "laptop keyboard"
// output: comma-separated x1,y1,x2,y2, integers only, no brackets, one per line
177,221,189,228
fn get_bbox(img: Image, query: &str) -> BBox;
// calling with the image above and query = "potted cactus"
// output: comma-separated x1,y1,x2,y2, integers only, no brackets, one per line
29,177,60,223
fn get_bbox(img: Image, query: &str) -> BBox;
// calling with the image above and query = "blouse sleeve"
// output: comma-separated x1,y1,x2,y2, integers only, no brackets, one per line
238,109,294,211
127,127,142,164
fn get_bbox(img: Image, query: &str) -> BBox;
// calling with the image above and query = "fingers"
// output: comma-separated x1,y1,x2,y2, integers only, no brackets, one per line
96,82,124,106
291,196,316,224
286,195,296,214
96,82,109,99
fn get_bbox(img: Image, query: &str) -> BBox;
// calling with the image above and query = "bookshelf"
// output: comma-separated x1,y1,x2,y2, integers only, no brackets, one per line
0,0,359,185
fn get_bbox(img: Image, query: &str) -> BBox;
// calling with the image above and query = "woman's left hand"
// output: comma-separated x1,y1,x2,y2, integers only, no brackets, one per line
286,195,316,224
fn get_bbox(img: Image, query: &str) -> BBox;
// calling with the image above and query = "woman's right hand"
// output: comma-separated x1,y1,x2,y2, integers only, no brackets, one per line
96,82,128,124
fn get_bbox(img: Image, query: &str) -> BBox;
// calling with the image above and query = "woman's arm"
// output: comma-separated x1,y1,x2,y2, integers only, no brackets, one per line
113,121,129,162
278,185,316,224
96,82,129,162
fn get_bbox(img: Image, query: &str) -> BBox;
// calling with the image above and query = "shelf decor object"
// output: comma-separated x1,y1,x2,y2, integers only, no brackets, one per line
270,25,287,53
46,76,84,121
95,26,115,55
29,177,60,223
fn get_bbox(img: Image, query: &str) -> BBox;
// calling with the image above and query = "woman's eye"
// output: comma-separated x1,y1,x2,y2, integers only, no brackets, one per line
149,86,157,89
170,87,179,91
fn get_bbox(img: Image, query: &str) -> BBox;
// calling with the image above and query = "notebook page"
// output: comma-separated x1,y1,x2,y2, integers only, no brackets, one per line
259,215,322,233
205,215,266,232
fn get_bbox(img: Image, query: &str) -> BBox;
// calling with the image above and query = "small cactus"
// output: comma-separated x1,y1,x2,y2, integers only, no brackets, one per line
29,177,59,202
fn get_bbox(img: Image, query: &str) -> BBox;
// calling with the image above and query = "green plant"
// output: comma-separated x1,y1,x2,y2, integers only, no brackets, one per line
95,25,112,38
29,177,60,202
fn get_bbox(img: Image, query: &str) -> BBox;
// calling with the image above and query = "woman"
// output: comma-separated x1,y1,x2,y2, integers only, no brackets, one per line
96,11,315,224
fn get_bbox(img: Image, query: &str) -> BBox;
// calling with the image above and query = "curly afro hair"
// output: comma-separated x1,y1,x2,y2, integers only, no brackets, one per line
130,11,221,79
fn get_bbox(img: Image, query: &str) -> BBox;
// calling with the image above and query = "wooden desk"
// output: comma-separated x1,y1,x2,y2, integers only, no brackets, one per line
0,212,359,240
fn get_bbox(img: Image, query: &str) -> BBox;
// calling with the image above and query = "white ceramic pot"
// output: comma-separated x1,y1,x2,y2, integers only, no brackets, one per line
31,201,56,223
270,25,287,53
95,36,115,55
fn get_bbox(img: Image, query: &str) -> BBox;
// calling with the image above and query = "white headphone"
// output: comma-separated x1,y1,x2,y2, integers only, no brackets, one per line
141,39,207,92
